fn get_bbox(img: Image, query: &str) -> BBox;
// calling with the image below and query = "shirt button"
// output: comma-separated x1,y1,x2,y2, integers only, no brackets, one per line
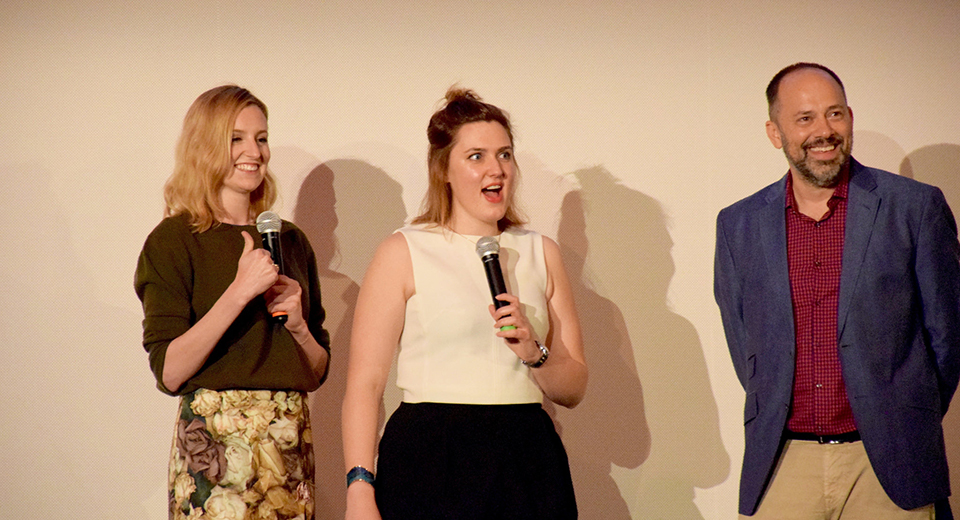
815,383,823,389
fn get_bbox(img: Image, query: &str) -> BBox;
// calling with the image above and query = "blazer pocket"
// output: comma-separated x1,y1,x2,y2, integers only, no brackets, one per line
744,391,758,425
905,383,941,412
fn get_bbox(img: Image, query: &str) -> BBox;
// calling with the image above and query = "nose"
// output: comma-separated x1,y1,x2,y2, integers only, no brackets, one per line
812,115,837,138
490,155,508,177
239,137,261,159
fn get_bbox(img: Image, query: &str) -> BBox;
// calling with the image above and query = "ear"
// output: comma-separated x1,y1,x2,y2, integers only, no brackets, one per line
765,120,783,149
848,106,854,125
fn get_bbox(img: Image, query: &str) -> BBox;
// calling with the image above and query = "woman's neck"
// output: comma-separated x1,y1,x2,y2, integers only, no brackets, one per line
448,216,500,237
219,191,253,225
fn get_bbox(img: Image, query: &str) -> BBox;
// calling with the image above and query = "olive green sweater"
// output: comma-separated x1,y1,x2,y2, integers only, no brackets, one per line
135,214,330,395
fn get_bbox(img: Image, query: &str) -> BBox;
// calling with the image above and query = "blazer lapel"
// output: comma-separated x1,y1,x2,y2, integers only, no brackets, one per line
838,159,880,339
760,176,794,330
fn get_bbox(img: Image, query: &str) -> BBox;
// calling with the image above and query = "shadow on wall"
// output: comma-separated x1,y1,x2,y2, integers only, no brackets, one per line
551,167,729,519
900,143,960,515
293,159,406,520
852,130,907,174
549,183,650,519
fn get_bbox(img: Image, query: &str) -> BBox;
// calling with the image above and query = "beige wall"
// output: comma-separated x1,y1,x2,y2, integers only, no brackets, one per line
2,1,959,518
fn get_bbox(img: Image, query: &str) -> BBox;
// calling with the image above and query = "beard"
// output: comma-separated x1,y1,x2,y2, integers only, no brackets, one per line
782,133,853,188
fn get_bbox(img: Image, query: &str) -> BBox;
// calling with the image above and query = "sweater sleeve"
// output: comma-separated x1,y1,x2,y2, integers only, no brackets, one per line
134,217,194,395
289,223,332,384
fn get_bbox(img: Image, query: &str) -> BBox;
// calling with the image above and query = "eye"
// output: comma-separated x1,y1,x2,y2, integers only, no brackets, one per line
499,150,512,160
258,137,269,144
232,136,243,143
468,152,481,160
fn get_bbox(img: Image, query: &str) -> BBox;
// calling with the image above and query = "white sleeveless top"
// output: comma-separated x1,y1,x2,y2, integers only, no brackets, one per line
397,224,548,404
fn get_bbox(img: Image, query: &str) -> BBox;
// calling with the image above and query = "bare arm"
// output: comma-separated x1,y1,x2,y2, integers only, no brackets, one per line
342,232,412,519
491,236,588,408
162,230,278,392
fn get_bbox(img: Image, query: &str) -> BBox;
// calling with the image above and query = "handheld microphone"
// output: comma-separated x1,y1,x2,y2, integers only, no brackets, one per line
256,211,287,324
475,236,515,331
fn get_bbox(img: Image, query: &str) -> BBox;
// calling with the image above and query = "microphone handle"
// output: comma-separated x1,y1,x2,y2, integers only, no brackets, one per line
481,254,509,308
261,231,285,274
481,254,515,331
260,231,288,324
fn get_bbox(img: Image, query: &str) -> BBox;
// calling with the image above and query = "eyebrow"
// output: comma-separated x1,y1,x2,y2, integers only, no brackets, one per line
466,145,511,154
470,145,512,151
793,104,845,116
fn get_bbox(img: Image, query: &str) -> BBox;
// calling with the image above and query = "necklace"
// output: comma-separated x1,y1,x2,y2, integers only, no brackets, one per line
449,227,501,248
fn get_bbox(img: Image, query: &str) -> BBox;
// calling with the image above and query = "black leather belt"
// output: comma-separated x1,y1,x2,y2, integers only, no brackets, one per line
785,429,861,444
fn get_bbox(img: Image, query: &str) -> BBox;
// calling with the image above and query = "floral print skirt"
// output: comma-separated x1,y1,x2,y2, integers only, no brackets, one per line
169,389,315,520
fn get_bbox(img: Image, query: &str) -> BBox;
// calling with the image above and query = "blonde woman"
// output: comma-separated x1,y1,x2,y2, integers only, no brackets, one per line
135,85,329,519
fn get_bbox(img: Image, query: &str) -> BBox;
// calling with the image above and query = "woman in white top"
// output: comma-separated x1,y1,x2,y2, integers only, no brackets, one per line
342,87,588,519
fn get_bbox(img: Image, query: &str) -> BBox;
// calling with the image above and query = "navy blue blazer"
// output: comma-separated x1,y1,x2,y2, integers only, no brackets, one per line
714,158,960,516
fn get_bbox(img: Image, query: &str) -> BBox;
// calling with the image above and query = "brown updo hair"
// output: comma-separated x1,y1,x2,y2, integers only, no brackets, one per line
412,86,527,231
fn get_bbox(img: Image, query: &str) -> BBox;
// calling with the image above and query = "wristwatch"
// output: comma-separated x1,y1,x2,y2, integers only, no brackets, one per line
522,341,549,368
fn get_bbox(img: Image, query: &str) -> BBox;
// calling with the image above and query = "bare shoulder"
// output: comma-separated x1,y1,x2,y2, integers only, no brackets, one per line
377,230,410,258
365,231,414,299
541,235,561,256
541,235,565,272
540,235,570,300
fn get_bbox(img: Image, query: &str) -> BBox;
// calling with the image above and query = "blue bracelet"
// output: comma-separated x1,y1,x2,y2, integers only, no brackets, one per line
347,466,376,487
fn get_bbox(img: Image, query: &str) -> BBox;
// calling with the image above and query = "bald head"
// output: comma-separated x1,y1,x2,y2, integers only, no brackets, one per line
767,62,846,121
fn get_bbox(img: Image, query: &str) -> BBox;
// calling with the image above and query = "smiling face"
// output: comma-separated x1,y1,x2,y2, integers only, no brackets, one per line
221,104,270,201
446,121,515,235
766,68,853,188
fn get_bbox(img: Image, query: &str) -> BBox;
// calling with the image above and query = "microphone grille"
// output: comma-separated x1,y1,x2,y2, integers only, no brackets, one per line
256,211,282,234
475,236,500,258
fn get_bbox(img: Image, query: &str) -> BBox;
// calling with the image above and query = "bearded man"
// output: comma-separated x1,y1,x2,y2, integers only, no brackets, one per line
714,62,960,520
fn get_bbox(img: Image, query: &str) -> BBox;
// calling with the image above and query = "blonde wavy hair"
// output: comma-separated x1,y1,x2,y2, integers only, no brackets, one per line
163,85,278,232
412,86,526,231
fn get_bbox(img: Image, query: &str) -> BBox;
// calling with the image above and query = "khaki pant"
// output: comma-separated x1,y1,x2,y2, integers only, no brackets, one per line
741,439,935,520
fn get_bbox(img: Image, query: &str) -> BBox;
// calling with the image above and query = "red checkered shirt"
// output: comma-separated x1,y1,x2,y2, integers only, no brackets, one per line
784,173,857,435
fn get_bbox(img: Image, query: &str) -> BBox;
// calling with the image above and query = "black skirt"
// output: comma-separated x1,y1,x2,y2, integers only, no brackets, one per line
375,402,577,519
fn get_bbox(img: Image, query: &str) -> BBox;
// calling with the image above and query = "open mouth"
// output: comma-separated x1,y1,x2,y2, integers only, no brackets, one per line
805,136,842,155
482,184,503,201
